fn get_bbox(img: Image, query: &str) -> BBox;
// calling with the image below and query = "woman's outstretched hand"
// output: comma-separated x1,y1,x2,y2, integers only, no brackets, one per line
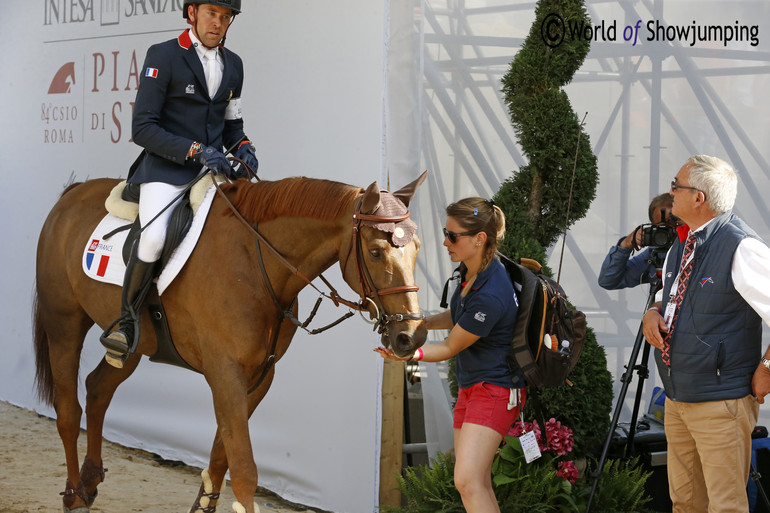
374,346,411,361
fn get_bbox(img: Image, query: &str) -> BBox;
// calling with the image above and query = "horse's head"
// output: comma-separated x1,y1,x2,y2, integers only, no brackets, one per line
341,171,428,357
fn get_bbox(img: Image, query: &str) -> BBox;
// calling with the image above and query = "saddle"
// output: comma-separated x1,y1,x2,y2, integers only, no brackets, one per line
102,179,222,372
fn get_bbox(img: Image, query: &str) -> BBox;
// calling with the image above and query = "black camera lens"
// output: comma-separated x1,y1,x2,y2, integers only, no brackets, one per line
641,225,676,248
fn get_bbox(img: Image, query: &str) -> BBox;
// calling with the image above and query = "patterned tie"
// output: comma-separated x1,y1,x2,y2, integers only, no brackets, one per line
661,232,697,366
204,49,220,98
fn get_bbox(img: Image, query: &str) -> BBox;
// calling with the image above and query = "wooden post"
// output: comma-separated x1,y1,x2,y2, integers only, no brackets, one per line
379,358,405,507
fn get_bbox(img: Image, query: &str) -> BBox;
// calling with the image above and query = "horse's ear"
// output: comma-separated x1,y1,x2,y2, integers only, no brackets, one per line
392,170,428,208
360,181,382,214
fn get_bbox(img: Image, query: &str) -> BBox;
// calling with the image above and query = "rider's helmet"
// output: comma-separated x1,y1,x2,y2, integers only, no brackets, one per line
183,0,241,18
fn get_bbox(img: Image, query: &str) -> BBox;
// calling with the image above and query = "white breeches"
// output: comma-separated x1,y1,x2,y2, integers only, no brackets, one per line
136,182,187,263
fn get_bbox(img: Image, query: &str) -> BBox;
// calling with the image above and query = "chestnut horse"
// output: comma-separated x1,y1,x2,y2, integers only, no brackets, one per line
33,172,428,513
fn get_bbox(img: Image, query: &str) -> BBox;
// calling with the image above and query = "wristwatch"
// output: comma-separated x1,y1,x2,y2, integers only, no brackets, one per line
761,357,770,370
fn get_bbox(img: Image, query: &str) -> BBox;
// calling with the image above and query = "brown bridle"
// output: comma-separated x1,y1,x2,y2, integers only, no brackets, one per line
211,171,423,336
341,197,424,335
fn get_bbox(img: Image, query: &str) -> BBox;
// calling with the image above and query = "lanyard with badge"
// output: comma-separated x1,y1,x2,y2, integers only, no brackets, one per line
662,246,695,330
507,388,542,463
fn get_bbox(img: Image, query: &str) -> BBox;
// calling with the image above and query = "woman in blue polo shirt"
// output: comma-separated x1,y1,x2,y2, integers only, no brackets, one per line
376,197,523,513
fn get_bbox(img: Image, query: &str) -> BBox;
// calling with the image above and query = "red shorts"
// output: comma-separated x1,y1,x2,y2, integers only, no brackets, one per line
453,382,526,437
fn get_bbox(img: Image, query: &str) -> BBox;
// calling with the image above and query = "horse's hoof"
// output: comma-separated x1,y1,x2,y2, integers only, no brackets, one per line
79,457,106,507
83,488,98,507
61,480,90,513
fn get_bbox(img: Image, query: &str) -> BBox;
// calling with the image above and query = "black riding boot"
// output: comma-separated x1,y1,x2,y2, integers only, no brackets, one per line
100,252,155,369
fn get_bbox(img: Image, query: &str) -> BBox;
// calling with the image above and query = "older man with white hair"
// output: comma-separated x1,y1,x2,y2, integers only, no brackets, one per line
643,155,770,512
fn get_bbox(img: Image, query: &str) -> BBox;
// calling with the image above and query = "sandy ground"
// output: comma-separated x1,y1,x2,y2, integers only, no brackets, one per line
0,401,327,513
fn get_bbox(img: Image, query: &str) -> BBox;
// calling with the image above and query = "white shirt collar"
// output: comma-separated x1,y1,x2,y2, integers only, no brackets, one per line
188,29,219,61
690,216,717,235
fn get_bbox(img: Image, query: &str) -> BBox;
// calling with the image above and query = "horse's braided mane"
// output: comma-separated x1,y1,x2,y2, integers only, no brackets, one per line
226,176,364,224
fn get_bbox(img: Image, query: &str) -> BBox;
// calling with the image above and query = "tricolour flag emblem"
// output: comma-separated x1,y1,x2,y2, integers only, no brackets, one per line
94,255,110,277
85,239,110,276
146,67,159,78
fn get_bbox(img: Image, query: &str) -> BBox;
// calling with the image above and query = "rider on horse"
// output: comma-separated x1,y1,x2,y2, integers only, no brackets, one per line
100,0,259,368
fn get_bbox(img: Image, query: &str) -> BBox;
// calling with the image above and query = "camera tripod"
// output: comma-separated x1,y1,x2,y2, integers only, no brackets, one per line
585,277,661,512
585,276,770,513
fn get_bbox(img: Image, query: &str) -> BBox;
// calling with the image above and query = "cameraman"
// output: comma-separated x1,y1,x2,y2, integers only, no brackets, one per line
598,193,674,290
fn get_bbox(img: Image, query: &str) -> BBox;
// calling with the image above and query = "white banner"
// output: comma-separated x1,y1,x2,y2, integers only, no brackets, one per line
2,2,392,512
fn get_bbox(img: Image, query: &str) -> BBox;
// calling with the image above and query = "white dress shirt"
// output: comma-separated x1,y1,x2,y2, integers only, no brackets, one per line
188,29,222,97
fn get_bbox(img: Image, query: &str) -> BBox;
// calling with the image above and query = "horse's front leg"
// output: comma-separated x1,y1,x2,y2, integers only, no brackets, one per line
80,355,141,504
204,362,264,513
190,368,276,513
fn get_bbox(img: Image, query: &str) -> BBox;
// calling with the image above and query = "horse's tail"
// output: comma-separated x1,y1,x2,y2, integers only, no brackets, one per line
33,181,85,407
32,286,55,406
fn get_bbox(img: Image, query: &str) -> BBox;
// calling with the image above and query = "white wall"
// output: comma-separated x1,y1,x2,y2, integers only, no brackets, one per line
1,2,393,512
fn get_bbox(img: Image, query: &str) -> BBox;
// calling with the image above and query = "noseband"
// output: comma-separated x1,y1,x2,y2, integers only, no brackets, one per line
342,197,424,336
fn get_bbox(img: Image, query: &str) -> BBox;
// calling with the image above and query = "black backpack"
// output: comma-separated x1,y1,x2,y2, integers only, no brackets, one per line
499,253,586,388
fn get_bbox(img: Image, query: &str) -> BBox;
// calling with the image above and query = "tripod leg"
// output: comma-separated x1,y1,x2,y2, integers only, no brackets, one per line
625,342,652,458
585,280,661,513
750,460,770,512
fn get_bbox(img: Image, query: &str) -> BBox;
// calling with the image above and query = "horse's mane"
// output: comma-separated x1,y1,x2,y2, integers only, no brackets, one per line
225,177,364,224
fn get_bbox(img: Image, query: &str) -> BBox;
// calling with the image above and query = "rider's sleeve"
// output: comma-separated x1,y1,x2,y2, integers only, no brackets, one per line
132,43,194,164
222,50,248,152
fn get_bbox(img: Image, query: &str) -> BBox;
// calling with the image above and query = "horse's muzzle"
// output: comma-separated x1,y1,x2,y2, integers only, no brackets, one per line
383,321,427,358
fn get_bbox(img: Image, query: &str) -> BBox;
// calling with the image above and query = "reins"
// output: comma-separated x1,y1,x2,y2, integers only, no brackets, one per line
104,137,250,241
209,171,368,316
207,169,423,393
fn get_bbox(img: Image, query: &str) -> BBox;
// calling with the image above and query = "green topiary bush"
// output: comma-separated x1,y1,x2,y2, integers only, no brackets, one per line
494,0,613,460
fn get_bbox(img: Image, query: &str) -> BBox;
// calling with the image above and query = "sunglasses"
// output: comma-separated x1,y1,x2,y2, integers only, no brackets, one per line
443,227,479,244
670,180,707,200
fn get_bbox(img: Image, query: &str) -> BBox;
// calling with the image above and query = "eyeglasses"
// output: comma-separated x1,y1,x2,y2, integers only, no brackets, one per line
670,180,707,200
443,227,479,244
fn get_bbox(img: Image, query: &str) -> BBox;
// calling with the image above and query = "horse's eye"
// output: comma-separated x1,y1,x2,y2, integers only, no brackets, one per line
369,248,382,260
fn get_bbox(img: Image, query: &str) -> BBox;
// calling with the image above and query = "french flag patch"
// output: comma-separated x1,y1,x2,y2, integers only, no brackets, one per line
145,67,159,78
86,239,110,277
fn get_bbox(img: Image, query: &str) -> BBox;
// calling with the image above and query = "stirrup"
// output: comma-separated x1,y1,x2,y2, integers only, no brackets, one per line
100,319,134,369
104,347,129,369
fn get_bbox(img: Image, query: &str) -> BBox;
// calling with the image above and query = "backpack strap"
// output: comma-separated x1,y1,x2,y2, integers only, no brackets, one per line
440,265,463,308
528,387,550,445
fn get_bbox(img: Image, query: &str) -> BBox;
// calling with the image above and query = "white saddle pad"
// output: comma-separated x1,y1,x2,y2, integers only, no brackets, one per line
82,183,217,295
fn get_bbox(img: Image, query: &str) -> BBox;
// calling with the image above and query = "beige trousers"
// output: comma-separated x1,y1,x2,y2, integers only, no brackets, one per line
665,395,759,513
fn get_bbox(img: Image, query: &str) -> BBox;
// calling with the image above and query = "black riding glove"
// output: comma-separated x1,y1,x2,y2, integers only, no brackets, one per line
191,144,237,180
234,141,258,179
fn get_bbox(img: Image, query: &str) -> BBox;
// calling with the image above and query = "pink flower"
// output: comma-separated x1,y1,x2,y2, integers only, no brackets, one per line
507,418,574,455
503,419,578,486
557,460,579,484
542,418,574,456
